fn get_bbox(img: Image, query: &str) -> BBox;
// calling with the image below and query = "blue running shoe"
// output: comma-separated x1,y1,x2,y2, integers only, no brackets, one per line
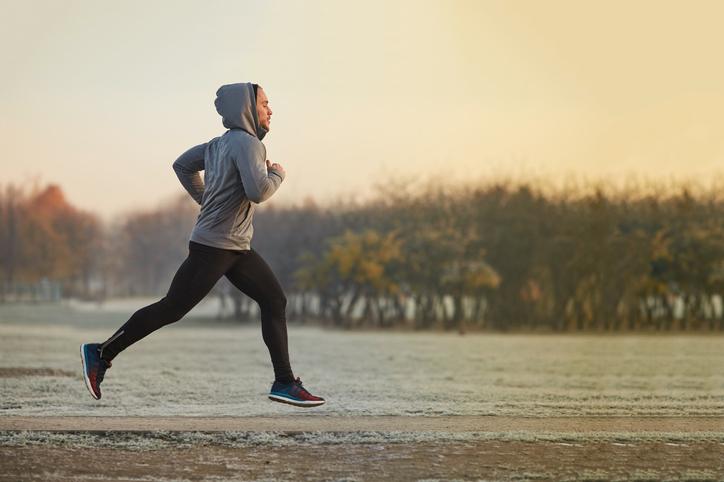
269,377,325,407
80,343,111,400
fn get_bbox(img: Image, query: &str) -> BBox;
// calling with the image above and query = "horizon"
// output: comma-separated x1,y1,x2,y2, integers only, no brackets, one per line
9,168,724,226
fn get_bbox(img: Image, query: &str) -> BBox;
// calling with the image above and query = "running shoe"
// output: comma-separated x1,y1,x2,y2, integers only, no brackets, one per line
269,376,326,407
80,343,111,400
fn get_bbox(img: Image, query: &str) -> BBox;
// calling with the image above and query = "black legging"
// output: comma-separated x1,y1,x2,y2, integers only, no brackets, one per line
99,240,294,383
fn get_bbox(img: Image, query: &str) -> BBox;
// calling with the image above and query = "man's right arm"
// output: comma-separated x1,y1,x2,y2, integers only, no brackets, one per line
172,143,207,205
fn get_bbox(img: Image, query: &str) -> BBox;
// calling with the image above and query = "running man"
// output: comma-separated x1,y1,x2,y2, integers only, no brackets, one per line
80,82,325,408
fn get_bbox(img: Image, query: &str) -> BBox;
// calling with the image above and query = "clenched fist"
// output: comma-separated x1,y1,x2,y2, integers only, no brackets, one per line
266,159,286,177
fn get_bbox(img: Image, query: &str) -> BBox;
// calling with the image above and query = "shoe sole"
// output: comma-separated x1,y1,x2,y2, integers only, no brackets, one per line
268,394,325,407
79,344,100,400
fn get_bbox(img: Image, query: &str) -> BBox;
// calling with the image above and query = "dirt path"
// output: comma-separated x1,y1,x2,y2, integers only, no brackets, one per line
3,441,724,481
3,415,724,433
3,417,724,480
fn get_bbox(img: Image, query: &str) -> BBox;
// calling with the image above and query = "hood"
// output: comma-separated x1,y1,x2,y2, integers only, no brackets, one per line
214,82,267,140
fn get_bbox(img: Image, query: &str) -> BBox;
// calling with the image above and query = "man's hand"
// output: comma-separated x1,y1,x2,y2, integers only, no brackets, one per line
266,159,286,177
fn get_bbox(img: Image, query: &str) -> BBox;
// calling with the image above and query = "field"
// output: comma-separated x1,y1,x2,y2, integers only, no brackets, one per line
1,301,723,481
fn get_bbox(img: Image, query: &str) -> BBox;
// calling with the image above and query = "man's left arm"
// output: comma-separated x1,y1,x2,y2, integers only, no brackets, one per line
172,143,207,205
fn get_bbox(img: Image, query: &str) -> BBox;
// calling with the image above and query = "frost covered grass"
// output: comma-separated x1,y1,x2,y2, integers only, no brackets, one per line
1,302,723,417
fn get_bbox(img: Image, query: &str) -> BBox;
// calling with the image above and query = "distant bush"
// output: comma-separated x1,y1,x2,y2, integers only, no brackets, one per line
3,176,723,331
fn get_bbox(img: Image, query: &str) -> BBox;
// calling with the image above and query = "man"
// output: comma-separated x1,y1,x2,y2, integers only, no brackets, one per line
80,82,325,408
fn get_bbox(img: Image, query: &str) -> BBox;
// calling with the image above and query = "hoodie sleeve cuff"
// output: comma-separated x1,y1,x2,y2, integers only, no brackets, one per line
269,169,285,182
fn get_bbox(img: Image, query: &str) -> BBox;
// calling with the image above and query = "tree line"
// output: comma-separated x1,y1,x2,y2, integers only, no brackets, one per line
1,178,722,331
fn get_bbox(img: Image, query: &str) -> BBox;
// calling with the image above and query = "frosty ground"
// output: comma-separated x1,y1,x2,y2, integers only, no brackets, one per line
1,302,723,481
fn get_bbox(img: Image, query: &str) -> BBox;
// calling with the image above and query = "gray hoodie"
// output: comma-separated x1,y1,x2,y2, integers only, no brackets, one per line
172,82,285,250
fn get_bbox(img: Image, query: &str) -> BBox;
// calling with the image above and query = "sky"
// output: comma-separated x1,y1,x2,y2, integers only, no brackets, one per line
1,0,723,221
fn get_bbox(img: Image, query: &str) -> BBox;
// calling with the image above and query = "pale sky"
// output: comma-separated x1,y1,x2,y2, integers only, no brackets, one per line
1,0,723,221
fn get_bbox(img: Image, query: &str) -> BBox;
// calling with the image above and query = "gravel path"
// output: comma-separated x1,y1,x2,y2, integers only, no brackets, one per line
3,441,724,481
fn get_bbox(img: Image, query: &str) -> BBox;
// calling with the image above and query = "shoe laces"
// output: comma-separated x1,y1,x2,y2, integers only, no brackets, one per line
272,377,302,387
96,348,111,366
293,377,313,396
97,357,111,384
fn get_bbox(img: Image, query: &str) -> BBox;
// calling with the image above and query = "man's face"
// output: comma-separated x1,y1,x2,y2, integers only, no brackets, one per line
256,87,272,131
